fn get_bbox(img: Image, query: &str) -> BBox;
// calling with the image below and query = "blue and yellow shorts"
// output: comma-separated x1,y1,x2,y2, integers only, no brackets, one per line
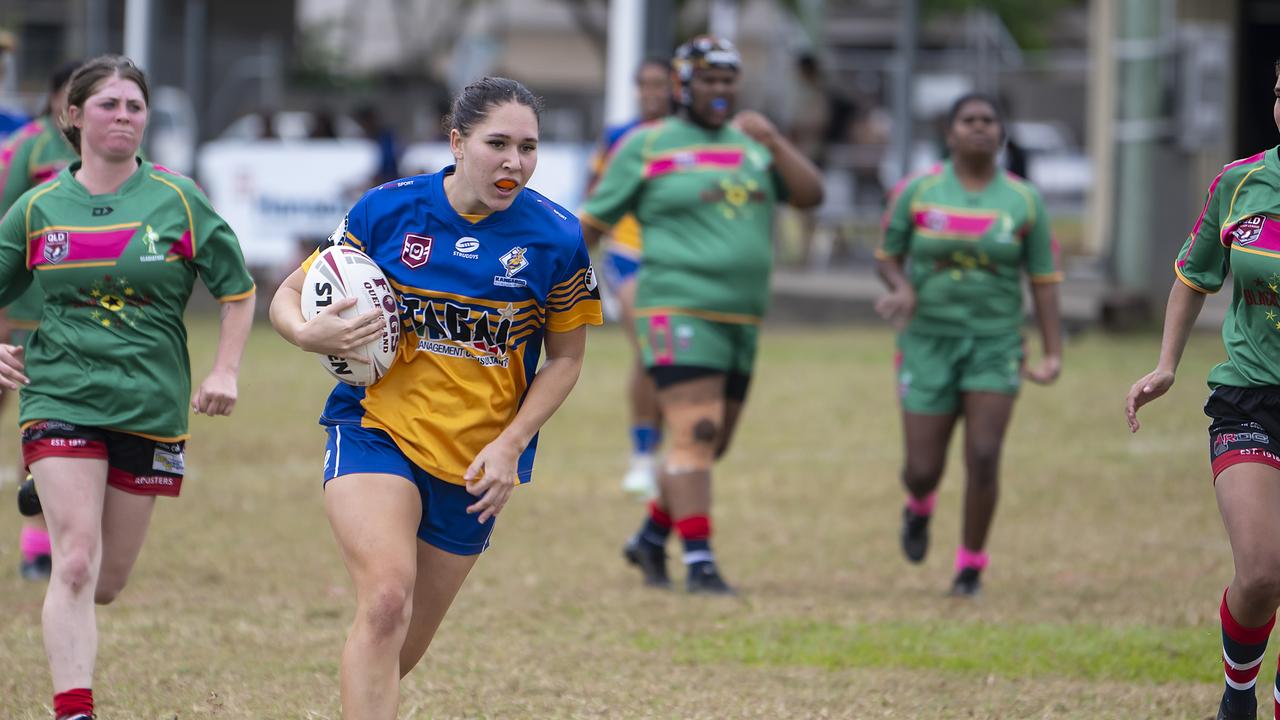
323,424,496,555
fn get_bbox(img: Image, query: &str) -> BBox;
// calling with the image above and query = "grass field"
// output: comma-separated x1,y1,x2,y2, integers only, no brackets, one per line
0,317,1255,719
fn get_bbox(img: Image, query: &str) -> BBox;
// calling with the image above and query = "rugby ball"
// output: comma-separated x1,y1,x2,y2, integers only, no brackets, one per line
300,245,401,386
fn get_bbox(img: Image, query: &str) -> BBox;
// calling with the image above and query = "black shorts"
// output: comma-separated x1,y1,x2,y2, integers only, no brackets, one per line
1204,386,1280,480
647,365,752,402
21,420,186,496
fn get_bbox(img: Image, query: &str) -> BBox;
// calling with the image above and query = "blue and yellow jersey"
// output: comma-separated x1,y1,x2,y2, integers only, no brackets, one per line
589,118,654,258
306,167,603,485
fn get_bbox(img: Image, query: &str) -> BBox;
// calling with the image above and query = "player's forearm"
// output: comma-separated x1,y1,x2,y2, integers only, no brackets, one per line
1029,282,1063,360
498,331,587,450
1155,279,1207,374
876,256,910,293
211,295,255,375
769,138,824,209
269,270,307,346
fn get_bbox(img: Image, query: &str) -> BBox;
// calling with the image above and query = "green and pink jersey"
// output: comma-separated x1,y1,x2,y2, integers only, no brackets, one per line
581,116,784,324
0,116,79,326
1175,146,1280,388
0,159,255,439
878,161,1060,336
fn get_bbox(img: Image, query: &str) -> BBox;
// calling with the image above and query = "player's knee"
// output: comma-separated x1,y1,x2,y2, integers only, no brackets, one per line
902,463,943,492
1234,564,1280,609
967,444,1002,480
52,546,96,596
359,581,414,641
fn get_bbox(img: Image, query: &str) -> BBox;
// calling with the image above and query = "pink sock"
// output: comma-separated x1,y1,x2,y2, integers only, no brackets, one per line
906,492,937,516
955,546,989,572
20,526,51,563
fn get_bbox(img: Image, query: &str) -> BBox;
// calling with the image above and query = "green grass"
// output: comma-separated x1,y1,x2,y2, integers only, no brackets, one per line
636,619,1214,683
0,317,1250,718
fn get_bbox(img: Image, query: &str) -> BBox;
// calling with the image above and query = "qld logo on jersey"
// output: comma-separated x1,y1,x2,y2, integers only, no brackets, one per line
494,246,530,288
43,231,69,264
402,233,433,268
1231,216,1266,246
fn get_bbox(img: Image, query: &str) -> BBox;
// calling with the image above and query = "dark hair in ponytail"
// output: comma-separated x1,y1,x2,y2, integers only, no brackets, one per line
442,77,543,137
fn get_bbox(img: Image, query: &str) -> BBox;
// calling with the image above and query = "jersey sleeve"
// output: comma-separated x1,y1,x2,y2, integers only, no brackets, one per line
300,193,373,273
0,197,33,307
545,228,604,332
189,186,255,302
877,175,919,259
1174,172,1228,294
0,130,35,214
1022,188,1061,283
580,130,647,231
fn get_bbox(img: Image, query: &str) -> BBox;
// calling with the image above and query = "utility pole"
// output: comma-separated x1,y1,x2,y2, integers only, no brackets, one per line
1105,0,1164,326
890,0,920,184
604,0,644,127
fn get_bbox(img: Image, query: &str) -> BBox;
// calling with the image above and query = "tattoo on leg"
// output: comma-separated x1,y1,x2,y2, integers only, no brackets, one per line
692,418,719,445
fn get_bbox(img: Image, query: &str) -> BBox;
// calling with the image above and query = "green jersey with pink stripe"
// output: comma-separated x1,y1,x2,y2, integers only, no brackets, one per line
0,159,255,438
879,161,1060,336
0,116,80,325
1175,146,1280,388
581,116,784,323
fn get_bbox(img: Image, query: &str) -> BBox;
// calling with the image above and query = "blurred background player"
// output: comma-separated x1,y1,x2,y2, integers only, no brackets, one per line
1125,59,1280,720
875,93,1062,597
0,55,255,720
270,77,600,719
581,36,823,594
0,58,81,582
585,57,672,499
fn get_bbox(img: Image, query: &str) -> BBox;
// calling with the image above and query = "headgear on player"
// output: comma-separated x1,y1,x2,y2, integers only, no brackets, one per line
672,35,741,107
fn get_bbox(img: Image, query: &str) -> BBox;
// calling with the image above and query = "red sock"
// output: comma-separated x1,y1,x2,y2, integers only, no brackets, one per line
53,688,93,719
648,500,672,529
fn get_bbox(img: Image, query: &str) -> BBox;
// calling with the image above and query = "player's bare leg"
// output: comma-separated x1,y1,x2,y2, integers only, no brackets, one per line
398,541,478,676
326,473,422,720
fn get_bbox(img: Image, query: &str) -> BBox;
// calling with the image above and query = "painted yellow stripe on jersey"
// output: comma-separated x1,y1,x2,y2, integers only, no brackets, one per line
218,285,257,302
35,260,116,271
113,427,191,443
1006,177,1038,224
344,232,365,249
1220,166,1266,236
1173,263,1212,294
27,133,50,175
913,227,983,242
907,203,1001,218
387,278,542,312
634,306,762,325
26,221,142,238
149,173,196,256
548,287,598,310
165,254,184,262
873,248,900,261
546,305,604,332
1232,244,1280,261
23,181,61,268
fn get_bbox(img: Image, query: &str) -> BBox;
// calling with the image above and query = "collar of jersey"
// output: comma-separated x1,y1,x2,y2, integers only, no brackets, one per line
62,157,150,201
944,159,1003,198
434,165,519,230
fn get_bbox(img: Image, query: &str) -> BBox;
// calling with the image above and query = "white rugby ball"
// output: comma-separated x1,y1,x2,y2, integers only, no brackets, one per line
300,245,401,386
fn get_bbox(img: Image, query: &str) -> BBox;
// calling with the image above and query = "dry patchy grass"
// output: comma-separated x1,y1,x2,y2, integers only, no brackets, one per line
0,318,1249,718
